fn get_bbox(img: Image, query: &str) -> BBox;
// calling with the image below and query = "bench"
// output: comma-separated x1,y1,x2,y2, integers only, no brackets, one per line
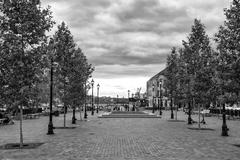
0,118,6,125
192,111,199,115
201,110,211,116
218,114,235,120
26,113,40,119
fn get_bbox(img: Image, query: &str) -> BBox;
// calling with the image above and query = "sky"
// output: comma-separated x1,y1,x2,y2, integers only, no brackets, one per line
41,0,231,98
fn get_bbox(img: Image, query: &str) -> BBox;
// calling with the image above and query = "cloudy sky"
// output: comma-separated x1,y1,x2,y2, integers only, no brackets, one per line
42,0,231,98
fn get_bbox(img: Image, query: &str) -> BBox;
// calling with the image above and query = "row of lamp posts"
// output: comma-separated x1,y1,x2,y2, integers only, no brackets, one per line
47,74,100,135
89,79,100,117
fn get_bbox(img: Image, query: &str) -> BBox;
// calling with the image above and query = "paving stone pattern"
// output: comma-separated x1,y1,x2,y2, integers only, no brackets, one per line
1,111,240,160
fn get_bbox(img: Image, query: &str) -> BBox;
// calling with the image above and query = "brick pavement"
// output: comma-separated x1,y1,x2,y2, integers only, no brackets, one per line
0,110,240,160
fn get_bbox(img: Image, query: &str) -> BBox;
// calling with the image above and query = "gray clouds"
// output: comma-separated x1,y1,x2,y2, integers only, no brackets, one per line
42,0,230,67
41,0,231,96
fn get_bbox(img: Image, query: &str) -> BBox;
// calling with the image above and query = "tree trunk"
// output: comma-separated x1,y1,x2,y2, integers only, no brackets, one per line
175,102,178,120
63,81,66,127
72,106,76,124
188,101,192,124
63,103,66,127
170,97,174,119
20,37,24,148
19,105,23,148
79,105,82,121
198,103,201,129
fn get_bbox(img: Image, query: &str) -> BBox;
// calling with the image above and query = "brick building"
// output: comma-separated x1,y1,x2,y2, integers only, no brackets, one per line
146,68,169,108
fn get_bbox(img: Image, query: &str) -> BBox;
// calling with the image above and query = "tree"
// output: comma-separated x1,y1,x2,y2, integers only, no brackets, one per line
181,19,212,125
0,0,54,147
175,49,188,110
53,22,76,127
214,0,240,136
165,47,179,119
66,48,94,124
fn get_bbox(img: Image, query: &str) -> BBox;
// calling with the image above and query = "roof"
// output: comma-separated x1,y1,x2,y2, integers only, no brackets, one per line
148,67,168,82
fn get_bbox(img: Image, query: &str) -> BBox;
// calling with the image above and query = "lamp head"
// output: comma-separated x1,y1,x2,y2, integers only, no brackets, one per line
159,79,162,85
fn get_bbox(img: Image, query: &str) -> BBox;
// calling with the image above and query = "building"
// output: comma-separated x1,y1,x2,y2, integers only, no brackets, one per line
146,68,169,108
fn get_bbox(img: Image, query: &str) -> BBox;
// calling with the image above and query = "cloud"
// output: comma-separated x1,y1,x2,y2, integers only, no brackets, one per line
93,64,166,79
41,0,231,97
92,63,166,97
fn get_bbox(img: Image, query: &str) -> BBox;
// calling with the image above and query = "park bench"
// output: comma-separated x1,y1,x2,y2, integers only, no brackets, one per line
0,118,6,125
218,114,235,120
26,113,40,119
192,110,199,115
201,109,211,117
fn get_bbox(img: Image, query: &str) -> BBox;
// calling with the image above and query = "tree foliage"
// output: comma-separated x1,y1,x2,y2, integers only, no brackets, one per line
180,19,213,106
165,47,179,103
215,0,240,104
0,0,54,109
65,48,94,108
51,22,94,109
52,22,76,107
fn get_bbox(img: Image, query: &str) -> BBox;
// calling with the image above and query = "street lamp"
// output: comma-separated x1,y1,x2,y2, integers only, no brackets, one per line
170,92,174,119
84,81,88,119
159,80,162,116
91,79,94,115
47,39,55,135
47,57,54,135
117,95,119,110
221,103,228,136
152,83,155,113
97,84,100,114
128,90,130,111
220,84,228,136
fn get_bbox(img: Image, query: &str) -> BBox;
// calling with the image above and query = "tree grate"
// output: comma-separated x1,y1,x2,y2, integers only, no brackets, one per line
53,126,76,129
0,142,44,150
187,127,215,131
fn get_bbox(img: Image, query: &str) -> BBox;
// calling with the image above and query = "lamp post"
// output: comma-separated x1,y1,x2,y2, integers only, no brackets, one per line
47,57,54,135
220,83,228,136
72,107,76,124
84,81,88,119
91,79,94,115
97,84,100,114
128,90,130,111
117,94,119,110
47,39,55,135
152,83,155,113
221,103,228,136
170,93,174,119
159,80,162,116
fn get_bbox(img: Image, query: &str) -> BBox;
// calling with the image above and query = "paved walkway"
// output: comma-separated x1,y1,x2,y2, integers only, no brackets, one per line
0,110,240,160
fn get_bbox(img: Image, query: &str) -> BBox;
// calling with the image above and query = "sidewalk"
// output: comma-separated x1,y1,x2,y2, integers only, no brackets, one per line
0,110,240,160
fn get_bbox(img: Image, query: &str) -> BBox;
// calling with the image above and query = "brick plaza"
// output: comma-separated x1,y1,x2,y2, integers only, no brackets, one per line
1,111,240,160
